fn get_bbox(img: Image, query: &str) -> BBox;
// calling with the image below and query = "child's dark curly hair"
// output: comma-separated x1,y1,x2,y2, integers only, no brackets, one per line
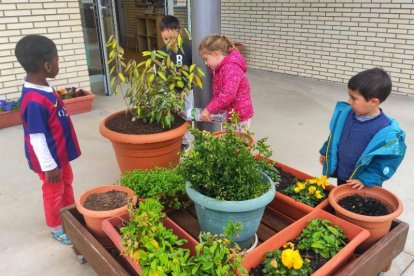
15,35,57,73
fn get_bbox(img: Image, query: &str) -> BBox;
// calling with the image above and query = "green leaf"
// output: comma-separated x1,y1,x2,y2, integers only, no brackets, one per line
118,73,125,82
157,71,167,81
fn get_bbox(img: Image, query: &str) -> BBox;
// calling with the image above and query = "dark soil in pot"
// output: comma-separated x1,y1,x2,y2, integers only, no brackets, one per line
84,190,129,211
106,111,185,134
275,169,299,192
338,194,390,216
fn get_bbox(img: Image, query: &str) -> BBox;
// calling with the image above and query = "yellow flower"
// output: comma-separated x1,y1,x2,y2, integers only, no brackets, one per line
294,182,306,193
315,190,324,199
270,258,278,268
308,178,317,184
308,186,316,195
317,175,328,189
281,248,303,269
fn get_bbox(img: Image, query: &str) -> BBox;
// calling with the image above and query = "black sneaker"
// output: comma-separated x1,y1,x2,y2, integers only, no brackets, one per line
181,143,190,151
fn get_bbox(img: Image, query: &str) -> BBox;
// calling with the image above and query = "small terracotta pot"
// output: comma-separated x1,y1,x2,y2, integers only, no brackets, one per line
76,185,137,246
328,185,403,252
102,211,198,274
99,110,189,172
241,209,370,276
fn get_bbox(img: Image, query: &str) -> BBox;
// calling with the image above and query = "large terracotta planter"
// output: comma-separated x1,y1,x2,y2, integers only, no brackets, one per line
266,160,333,222
328,185,403,252
241,209,370,276
63,91,96,116
99,110,189,172
102,211,198,274
0,110,21,129
185,172,275,250
76,185,136,246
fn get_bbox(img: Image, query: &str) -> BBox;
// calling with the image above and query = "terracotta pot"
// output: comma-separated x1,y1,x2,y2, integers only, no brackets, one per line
63,91,96,116
262,159,333,222
76,185,137,246
213,130,254,151
99,110,189,172
0,110,21,129
102,211,198,274
241,209,370,276
328,185,403,252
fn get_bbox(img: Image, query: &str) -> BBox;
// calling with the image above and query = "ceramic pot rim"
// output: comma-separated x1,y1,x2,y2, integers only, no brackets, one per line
185,172,275,212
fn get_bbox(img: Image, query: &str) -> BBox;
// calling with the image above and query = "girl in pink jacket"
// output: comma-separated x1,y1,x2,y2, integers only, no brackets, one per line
198,35,254,130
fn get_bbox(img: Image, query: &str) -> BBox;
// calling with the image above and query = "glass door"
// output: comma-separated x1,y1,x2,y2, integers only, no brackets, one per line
96,0,119,95
79,0,105,94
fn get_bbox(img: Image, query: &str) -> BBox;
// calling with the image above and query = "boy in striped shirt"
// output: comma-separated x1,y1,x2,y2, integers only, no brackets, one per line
15,35,81,245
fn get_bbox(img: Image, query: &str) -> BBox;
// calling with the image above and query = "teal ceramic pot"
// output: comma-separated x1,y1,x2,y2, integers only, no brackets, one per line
185,172,275,249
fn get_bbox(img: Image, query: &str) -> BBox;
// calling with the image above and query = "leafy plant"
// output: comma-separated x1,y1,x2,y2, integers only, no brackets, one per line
106,35,205,129
121,199,246,275
120,199,193,275
0,99,20,112
296,219,348,259
258,242,312,275
191,221,247,276
119,167,186,209
57,87,88,99
256,158,281,183
283,176,330,207
178,115,273,201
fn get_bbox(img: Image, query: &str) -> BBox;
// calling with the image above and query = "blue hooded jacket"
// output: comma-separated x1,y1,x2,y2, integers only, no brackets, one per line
320,102,406,187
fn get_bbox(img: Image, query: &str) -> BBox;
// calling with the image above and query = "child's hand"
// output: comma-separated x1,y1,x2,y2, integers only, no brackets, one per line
346,179,365,190
319,155,325,165
201,108,211,121
45,167,62,183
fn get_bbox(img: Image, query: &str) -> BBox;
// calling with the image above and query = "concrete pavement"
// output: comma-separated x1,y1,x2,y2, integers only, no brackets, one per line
0,69,412,275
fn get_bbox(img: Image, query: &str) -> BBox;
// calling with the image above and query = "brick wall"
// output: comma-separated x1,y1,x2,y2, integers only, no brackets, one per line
0,0,90,100
222,0,414,96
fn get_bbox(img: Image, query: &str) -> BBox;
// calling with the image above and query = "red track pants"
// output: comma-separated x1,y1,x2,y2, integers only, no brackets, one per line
38,163,75,227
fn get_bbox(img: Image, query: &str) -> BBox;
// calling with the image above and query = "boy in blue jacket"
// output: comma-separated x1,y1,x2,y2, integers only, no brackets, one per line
319,68,406,189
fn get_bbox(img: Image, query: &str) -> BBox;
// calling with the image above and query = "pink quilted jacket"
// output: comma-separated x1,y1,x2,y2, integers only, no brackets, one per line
206,49,254,122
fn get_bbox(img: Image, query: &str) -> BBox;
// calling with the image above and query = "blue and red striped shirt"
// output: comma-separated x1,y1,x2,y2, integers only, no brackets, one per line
20,82,81,173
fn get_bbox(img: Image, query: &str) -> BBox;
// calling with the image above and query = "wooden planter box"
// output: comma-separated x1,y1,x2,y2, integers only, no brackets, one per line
61,203,408,275
63,91,96,116
0,110,21,129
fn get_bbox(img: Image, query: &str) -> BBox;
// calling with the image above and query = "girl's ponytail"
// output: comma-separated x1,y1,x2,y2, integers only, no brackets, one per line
222,35,235,51
199,34,236,55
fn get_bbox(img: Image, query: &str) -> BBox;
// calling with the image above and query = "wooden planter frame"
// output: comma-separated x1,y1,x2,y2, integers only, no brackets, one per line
61,204,408,275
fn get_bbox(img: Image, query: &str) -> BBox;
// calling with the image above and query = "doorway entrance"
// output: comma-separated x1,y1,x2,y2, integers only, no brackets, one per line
79,0,192,95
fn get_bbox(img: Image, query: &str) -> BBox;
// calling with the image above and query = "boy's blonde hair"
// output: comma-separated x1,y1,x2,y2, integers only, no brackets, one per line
198,35,235,56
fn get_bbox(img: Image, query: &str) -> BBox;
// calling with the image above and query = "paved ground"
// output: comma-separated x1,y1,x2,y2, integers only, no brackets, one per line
0,69,412,275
